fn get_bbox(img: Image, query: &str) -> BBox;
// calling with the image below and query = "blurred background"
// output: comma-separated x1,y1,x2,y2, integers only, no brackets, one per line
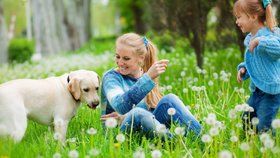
0,0,279,68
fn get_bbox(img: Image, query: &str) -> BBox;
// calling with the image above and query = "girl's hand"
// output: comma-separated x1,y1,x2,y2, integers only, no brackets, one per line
249,37,260,52
147,59,169,79
101,112,125,124
237,67,246,83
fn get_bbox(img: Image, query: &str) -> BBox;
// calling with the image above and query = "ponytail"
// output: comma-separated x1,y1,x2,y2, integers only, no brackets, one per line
144,42,162,109
265,4,277,31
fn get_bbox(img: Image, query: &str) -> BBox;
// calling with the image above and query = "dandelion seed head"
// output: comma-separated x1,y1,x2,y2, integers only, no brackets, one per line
151,149,162,158
86,128,97,135
218,150,232,158
240,142,250,151
116,133,125,143
167,108,176,116
201,134,212,143
174,127,185,136
272,119,280,129
68,150,79,158
105,117,118,128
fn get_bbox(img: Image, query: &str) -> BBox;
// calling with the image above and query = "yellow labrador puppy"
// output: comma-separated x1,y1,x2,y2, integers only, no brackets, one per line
0,70,99,142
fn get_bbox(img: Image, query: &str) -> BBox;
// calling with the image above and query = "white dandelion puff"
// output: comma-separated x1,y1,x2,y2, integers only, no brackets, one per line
68,150,79,158
86,128,97,135
201,134,212,143
218,150,232,158
167,108,176,116
151,149,162,158
174,127,185,136
105,117,118,128
272,119,280,129
116,133,126,143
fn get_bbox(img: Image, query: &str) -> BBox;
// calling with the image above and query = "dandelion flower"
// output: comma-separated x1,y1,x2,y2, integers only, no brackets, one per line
201,134,212,143
209,127,219,136
218,150,232,158
105,117,118,128
151,149,162,158
251,117,259,126
133,149,145,158
53,153,61,158
86,128,97,135
167,108,176,116
272,119,280,129
88,148,100,156
68,150,79,158
174,127,185,136
156,124,167,135
208,81,214,86
116,133,125,143
53,132,62,141
240,142,250,151
230,136,238,142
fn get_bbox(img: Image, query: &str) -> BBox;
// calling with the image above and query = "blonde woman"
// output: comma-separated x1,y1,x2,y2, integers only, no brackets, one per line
101,33,201,137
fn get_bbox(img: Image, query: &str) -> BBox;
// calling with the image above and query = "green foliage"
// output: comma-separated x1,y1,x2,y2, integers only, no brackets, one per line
8,38,34,63
147,31,192,54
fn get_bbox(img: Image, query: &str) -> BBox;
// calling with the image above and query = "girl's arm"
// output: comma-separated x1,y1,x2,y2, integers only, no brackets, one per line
257,36,280,59
102,73,155,114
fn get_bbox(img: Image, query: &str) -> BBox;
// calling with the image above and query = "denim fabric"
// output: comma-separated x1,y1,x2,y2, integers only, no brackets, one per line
242,88,280,133
120,94,202,137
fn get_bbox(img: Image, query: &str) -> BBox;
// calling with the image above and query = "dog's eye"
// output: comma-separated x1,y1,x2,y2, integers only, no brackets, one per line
96,87,99,91
83,88,89,92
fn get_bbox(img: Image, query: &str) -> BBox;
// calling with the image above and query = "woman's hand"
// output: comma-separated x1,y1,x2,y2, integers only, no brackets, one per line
249,37,260,52
237,67,246,83
100,112,125,124
147,59,169,79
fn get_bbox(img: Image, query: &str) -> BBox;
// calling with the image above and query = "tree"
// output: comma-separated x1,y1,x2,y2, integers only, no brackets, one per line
31,0,91,56
116,0,146,34
216,0,236,47
176,0,217,68
0,2,8,64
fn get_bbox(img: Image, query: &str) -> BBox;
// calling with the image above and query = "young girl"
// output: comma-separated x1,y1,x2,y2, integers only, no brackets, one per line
234,0,280,133
100,33,201,137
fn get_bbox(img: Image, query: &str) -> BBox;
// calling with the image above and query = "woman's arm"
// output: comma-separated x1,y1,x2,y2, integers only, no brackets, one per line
102,73,155,114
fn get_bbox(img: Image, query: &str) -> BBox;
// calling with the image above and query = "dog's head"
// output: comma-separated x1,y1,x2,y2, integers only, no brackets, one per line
67,70,100,109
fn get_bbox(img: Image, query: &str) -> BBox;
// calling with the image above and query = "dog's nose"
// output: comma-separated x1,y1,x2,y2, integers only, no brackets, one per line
93,101,99,106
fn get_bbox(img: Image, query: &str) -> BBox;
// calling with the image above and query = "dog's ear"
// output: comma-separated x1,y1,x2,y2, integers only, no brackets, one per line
68,78,81,100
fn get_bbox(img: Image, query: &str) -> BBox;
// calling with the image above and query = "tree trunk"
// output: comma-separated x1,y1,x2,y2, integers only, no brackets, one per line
216,0,236,47
146,0,167,32
176,0,216,68
131,0,146,34
64,0,91,49
31,0,91,55
31,0,61,56
0,3,8,64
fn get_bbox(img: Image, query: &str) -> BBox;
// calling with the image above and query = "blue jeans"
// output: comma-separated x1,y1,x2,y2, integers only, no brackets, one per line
242,88,280,133
120,94,202,137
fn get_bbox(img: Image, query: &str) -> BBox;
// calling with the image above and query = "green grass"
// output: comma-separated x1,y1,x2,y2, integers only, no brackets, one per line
0,39,280,158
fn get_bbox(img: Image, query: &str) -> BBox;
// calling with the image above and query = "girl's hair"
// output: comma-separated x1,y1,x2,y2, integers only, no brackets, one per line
116,33,162,108
233,0,277,31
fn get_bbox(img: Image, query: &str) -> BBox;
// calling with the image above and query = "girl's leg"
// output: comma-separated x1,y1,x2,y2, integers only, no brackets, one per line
153,94,202,136
120,107,164,137
256,92,280,133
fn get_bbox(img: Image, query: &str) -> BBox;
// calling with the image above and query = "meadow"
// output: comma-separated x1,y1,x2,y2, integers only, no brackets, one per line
0,38,280,158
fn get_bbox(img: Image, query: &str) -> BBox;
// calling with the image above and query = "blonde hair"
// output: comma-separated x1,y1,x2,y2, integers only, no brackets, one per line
233,0,277,31
116,33,162,108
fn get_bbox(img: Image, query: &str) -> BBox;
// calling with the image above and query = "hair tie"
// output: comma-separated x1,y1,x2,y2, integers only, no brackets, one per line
262,0,271,9
143,36,148,47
